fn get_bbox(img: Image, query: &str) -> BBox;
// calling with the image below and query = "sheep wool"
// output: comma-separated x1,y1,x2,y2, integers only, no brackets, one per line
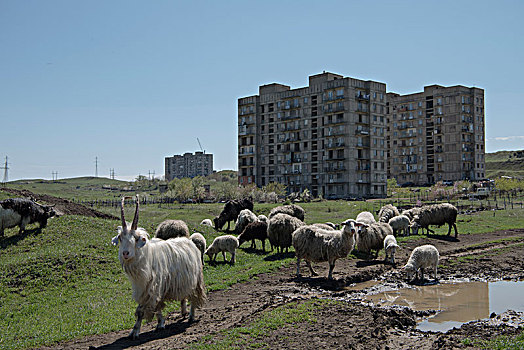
403,244,439,281
383,234,399,264
355,211,376,225
292,219,357,279
234,209,258,235
154,219,190,239
410,203,459,237
378,204,400,223
268,204,305,221
388,215,410,236
267,213,305,253
238,221,268,252
355,222,392,258
205,235,239,264
200,219,213,227
190,232,207,265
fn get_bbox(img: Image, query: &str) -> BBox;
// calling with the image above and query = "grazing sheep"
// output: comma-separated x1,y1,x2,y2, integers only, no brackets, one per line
356,211,376,225
268,204,305,221
354,222,393,259
213,198,254,231
200,219,213,227
383,235,399,264
154,219,190,239
257,214,268,223
292,219,357,279
388,215,411,236
111,196,205,339
267,213,305,253
205,235,239,264
0,197,56,236
190,232,207,265
409,203,459,238
401,207,421,221
402,244,439,282
238,221,268,252
234,209,258,234
378,204,400,223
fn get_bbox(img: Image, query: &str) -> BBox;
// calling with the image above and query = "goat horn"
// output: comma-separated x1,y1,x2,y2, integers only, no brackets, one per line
131,195,139,230
120,197,127,228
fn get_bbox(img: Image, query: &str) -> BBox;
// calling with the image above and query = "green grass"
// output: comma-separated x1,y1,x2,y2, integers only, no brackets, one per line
470,328,524,349
190,299,336,349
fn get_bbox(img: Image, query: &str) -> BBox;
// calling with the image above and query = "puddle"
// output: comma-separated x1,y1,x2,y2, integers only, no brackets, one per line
343,280,380,291
367,281,524,332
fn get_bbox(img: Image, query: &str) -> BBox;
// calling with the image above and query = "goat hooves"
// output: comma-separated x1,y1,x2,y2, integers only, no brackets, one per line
129,330,140,340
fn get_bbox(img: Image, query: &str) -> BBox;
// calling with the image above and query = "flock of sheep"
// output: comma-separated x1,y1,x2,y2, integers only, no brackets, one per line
111,196,456,339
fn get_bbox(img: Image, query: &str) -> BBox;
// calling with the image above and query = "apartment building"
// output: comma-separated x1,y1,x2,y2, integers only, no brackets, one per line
238,72,388,199
165,151,213,181
386,85,485,185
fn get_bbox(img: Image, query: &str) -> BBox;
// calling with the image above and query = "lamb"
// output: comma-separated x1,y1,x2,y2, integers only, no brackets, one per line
190,232,207,265
213,198,254,231
402,244,439,282
354,222,393,259
238,221,268,252
268,204,305,221
234,209,258,234
383,235,399,264
292,219,357,279
154,219,190,239
267,213,305,253
205,234,239,264
388,215,411,236
378,204,400,223
111,196,205,339
200,219,213,227
409,203,459,238
355,211,376,225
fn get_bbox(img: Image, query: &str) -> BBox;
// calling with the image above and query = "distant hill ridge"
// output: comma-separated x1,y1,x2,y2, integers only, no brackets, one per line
485,150,524,178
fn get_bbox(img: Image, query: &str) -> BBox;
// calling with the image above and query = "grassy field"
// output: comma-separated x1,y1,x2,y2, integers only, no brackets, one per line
485,150,524,179
1,183,524,349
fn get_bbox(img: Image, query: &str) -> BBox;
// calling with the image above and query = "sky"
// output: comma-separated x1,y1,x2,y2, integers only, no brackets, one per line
1,0,523,181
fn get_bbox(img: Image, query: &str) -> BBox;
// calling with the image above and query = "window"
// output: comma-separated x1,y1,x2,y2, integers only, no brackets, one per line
304,97,308,104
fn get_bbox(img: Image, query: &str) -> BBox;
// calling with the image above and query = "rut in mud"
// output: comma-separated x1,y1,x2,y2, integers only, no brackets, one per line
40,228,524,350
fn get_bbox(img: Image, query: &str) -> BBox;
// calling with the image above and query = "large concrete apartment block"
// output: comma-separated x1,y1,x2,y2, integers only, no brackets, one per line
386,85,485,185
165,151,213,181
238,72,388,199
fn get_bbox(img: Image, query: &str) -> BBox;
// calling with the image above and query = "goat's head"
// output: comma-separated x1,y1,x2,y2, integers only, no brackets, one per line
111,195,147,262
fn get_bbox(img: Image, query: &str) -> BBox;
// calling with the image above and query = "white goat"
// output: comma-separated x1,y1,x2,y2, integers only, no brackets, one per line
111,196,206,339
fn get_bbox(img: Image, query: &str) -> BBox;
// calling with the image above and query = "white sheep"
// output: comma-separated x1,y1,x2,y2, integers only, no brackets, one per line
354,221,393,259
268,204,305,221
111,196,205,339
378,204,400,223
388,215,410,236
267,213,305,253
190,232,207,265
205,234,239,264
409,203,459,238
402,244,439,282
356,211,376,225
154,219,190,239
383,234,399,264
292,219,357,279
200,219,213,227
234,209,258,234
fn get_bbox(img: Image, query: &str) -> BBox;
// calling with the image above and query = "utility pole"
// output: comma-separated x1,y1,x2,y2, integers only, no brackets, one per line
52,171,59,181
109,168,115,180
2,156,9,184
95,157,98,177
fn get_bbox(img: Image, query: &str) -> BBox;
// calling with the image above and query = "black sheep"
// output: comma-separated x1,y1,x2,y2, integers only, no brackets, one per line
238,221,268,252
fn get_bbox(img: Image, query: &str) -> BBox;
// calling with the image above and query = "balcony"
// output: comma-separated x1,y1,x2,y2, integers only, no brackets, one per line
325,118,345,125
325,166,347,172
356,142,370,148
355,128,370,135
326,141,345,149
355,93,370,100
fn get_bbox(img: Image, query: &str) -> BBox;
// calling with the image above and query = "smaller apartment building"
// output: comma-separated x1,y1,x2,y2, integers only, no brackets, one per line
387,85,485,185
165,151,213,181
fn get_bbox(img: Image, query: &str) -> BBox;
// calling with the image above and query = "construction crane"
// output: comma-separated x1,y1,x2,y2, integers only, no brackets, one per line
196,138,205,154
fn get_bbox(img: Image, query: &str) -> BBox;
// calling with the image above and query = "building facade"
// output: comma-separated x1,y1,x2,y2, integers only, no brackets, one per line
238,72,388,199
386,85,485,185
165,151,213,181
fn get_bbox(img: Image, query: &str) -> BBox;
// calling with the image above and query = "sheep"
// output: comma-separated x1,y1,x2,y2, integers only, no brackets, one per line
383,235,399,264
257,214,268,223
200,219,213,227
234,209,258,234
213,198,254,231
111,196,205,339
355,211,376,225
267,213,305,253
190,232,207,265
0,198,56,236
354,222,393,259
402,244,439,282
409,203,459,238
401,207,421,221
205,234,239,264
311,223,336,230
378,204,400,223
292,219,357,279
237,221,268,252
268,204,305,221
388,215,411,236
154,219,190,239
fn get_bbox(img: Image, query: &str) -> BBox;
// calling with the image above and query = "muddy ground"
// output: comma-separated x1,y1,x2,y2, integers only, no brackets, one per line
37,227,524,350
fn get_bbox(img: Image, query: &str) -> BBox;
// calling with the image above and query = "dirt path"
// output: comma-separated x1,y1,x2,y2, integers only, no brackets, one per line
40,229,524,350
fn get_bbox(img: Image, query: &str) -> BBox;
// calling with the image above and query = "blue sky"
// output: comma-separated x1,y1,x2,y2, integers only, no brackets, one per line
1,0,523,181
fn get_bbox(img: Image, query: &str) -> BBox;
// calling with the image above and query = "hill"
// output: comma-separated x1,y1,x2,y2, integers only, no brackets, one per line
485,150,524,179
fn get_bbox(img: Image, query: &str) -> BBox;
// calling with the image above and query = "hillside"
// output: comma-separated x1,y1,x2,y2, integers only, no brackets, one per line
485,150,524,179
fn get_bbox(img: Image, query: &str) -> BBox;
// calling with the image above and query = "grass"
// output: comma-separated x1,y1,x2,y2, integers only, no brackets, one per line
463,328,524,349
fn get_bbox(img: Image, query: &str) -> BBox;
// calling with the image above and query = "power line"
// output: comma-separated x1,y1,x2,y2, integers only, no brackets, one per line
52,171,59,181
2,156,9,184
109,168,115,180
95,157,98,177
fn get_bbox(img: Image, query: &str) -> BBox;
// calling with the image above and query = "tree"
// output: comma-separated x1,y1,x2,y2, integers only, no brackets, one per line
168,178,193,202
